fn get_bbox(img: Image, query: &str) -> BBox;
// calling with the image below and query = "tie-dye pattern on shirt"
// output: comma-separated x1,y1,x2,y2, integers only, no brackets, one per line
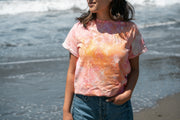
62,19,147,97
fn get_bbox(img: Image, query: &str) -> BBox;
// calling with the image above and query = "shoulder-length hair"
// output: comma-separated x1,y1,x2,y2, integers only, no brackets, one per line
76,0,135,28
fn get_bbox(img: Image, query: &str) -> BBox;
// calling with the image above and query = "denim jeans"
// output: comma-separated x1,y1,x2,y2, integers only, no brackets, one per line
72,94,133,120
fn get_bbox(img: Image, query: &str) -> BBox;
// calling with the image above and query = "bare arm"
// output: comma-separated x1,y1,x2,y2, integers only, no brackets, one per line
106,56,140,104
63,53,78,119
125,56,139,96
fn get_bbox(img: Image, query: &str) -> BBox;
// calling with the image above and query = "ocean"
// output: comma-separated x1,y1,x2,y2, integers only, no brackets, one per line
0,0,180,119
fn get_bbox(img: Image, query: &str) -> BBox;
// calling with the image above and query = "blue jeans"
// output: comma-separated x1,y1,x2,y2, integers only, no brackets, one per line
72,94,133,120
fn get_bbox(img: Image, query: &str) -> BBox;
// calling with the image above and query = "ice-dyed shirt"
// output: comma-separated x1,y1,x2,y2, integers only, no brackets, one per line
62,19,148,97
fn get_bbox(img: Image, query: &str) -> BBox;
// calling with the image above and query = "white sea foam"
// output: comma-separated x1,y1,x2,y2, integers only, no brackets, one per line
0,0,179,15
0,0,87,15
147,50,180,57
0,58,65,65
139,21,179,29
129,0,180,6
7,72,45,79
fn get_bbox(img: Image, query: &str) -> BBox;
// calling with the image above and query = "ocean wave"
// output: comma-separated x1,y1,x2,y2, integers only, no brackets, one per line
0,0,87,15
139,21,180,29
146,50,180,57
0,42,17,47
0,42,33,47
7,72,45,79
0,57,68,65
0,0,179,15
130,0,180,6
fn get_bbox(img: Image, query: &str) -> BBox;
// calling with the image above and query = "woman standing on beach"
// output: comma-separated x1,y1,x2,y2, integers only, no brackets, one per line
62,0,147,120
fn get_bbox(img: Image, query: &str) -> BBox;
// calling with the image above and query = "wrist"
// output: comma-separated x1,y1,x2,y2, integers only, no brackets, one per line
63,107,71,113
124,89,133,97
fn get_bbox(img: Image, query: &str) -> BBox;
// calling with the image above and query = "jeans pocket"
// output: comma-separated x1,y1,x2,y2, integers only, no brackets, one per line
107,100,133,120
72,94,97,120
110,100,132,113
72,105,84,120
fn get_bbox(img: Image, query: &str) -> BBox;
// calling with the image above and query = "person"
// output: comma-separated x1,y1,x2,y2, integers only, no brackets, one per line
62,0,148,120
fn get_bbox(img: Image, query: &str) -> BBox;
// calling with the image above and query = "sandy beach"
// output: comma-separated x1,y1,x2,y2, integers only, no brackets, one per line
134,92,180,120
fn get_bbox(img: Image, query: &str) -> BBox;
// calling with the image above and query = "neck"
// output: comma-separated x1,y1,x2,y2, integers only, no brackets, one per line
96,8,111,21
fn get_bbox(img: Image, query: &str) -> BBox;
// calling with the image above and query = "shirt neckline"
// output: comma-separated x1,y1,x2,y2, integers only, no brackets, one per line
95,18,125,25
95,18,114,23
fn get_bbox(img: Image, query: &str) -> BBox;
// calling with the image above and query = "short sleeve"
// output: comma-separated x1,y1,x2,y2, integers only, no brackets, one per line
128,24,148,59
62,23,79,57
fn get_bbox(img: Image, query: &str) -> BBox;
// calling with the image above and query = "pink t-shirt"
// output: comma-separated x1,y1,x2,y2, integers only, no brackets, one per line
62,19,148,97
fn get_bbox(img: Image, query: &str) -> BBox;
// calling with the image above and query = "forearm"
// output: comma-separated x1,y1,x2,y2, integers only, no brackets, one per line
63,72,75,112
63,53,77,113
106,68,139,104
125,69,139,96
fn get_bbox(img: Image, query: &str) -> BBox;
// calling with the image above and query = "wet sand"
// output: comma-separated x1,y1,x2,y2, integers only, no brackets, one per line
134,92,180,120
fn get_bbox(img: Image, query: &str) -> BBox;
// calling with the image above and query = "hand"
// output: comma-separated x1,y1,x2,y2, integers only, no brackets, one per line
106,90,132,105
63,111,73,120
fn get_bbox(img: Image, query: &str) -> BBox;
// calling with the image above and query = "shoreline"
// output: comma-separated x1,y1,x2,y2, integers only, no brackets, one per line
134,92,180,120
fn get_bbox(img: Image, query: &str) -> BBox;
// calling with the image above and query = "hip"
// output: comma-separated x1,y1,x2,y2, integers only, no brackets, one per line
72,94,133,120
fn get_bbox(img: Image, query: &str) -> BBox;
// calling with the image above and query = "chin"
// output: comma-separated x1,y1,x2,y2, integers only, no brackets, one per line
89,9,98,13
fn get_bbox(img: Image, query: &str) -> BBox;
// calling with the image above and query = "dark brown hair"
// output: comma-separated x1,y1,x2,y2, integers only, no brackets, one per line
76,0,135,28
